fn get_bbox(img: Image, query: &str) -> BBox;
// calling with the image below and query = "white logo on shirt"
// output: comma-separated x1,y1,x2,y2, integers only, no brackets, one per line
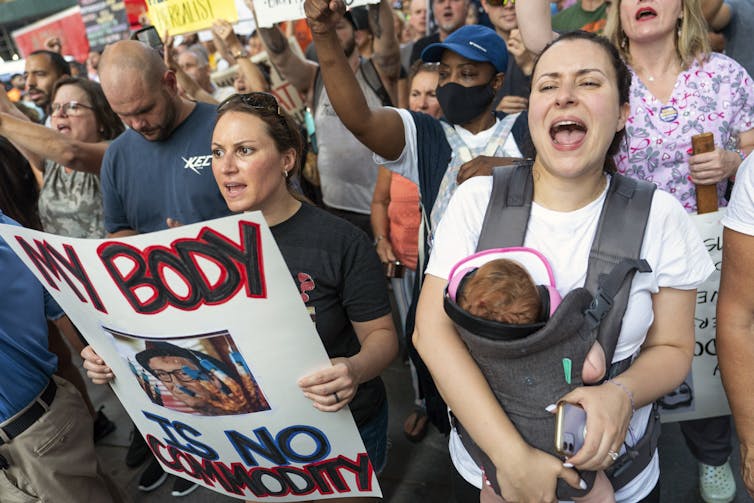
182,155,212,174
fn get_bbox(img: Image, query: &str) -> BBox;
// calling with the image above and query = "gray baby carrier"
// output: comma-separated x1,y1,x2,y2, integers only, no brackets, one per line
444,163,660,499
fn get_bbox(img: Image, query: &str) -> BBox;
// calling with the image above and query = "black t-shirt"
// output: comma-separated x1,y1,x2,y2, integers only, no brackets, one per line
270,203,391,426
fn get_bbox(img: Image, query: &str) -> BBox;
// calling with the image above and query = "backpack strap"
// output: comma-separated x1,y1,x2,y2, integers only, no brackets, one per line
475,161,534,252
585,174,656,367
359,58,393,107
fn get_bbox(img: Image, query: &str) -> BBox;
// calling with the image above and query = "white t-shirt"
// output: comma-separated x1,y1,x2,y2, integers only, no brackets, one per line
374,107,522,187
426,175,715,502
722,153,754,235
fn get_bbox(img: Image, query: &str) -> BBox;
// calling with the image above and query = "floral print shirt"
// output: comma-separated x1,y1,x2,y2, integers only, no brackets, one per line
615,53,754,213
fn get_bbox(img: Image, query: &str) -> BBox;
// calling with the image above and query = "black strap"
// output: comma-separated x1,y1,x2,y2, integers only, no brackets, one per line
476,162,533,251
313,58,391,113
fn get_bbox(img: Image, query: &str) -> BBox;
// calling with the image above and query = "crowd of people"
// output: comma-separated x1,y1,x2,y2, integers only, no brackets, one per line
2,0,754,501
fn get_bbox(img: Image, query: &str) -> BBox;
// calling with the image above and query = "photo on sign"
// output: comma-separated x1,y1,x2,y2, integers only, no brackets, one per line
105,327,270,417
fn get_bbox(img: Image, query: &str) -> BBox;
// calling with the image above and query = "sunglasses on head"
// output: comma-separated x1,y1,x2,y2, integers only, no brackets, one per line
486,0,515,7
217,92,281,116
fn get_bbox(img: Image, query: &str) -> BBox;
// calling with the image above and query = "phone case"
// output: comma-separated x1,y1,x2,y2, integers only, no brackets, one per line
554,402,587,457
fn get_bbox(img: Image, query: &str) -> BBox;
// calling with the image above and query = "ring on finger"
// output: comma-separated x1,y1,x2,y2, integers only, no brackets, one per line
608,450,619,461
332,391,340,403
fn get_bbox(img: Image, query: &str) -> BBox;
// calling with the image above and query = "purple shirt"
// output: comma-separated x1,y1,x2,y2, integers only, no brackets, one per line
616,53,754,213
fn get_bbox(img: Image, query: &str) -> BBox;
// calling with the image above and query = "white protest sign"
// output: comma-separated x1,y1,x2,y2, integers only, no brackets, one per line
660,209,731,423
0,214,381,501
253,0,379,28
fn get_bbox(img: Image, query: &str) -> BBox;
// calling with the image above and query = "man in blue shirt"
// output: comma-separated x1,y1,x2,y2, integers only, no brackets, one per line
0,212,124,502
98,40,230,238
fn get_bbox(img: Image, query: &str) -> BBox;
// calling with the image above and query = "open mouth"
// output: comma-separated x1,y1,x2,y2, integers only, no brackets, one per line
224,183,246,196
550,119,587,148
635,7,657,20
56,124,71,134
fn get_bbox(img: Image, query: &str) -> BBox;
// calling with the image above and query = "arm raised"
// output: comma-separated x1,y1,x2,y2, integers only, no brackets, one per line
306,0,407,160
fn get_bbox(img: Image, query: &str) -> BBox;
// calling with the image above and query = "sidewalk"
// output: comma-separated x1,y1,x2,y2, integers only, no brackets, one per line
90,356,752,502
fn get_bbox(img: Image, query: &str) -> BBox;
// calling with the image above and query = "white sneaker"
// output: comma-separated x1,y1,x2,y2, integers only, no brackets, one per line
699,460,736,503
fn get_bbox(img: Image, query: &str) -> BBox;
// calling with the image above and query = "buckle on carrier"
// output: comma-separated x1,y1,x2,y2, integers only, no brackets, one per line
585,290,613,327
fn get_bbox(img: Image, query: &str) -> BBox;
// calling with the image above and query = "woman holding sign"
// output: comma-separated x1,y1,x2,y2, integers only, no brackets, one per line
83,92,398,491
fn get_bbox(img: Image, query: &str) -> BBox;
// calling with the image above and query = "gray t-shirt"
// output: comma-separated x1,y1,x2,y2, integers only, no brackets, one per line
722,0,754,76
38,160,105,238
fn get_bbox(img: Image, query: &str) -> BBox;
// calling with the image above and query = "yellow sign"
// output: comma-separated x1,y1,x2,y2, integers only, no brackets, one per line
146,0,238,36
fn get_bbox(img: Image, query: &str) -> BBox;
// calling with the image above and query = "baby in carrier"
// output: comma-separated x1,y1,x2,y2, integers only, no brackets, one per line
446,248,616,502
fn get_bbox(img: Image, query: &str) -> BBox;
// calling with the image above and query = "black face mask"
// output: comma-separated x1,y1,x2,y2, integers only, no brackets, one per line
436,79,496,126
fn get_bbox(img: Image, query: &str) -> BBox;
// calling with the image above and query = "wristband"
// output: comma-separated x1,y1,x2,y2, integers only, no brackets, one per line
232,49,250,60
373,235,385,246
607,379,635,414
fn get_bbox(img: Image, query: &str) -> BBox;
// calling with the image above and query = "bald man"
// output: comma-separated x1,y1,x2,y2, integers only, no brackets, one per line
98,40,229,239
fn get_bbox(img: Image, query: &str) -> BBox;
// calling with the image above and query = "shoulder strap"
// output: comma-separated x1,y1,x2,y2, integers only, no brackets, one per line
312,67,323,114
475,162,534,252
585,174,656,366
360,58,393,107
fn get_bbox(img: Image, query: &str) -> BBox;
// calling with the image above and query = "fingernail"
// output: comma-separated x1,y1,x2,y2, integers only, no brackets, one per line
563,462,574,468
545,404,557,413
579,479,587,490
687,175,693,181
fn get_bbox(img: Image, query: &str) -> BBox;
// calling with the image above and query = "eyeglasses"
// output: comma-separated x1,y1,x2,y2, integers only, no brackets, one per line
217,92,281,116
486,0,515,7
50,101,94,116
151,368,204,383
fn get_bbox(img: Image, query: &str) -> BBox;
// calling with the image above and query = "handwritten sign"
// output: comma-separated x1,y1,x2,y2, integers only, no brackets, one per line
660,210,731,423
146,0,239,36
78,0,130,52
0,214,381,501
254,0,378,29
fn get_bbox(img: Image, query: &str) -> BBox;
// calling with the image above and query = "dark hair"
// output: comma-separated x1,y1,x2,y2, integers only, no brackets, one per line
29,49,71,77
51,76,125,140
531,31,632,174
135,341,234,379
0,137,42,230
216,93,306,201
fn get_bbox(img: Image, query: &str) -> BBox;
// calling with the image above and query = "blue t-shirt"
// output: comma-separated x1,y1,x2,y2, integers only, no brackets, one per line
101,101,231,234
0,212,62,421
722,0,754,77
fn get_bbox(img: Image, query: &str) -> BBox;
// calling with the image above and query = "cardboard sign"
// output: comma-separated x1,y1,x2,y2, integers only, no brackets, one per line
12,6,91,62
0,214,381,501
660,210,731,423
79,0,131,52
146,0,239,36
254,0,378,29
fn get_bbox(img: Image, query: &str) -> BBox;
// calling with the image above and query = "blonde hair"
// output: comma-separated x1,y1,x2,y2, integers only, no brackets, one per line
605,0,710,69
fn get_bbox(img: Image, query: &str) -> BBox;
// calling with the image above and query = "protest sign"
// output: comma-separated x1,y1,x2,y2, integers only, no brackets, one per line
0,214,381,501
78,0,131,52
660,210,731,423
254,0,378,28
146,0,239,36
253,47,307,125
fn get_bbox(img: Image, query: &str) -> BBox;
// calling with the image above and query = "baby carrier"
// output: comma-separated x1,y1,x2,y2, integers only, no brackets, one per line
444,162,660,499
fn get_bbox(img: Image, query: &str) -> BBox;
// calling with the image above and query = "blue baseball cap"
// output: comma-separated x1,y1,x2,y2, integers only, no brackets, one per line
421,25,508,73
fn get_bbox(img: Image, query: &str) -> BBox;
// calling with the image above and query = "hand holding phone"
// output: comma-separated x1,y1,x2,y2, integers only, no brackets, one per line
554,401,587,457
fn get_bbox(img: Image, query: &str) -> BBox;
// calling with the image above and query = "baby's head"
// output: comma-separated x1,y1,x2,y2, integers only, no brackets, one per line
457,258,541,324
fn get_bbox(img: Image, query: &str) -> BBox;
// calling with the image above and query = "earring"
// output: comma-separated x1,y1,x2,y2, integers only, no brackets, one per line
282,169,288,178
620,33,628,50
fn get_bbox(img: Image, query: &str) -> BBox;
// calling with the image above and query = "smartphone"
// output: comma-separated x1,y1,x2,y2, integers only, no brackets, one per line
132,26,164,52
554,402,587,457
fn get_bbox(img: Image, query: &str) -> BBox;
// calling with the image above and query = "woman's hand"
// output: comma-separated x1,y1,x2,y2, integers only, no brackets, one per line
375,238,397,264
495,443,584,502
81,346,115,384
688,147,740,185
298,357,359,412
304,0,346,36
559,381,634,471
212,19,244,56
